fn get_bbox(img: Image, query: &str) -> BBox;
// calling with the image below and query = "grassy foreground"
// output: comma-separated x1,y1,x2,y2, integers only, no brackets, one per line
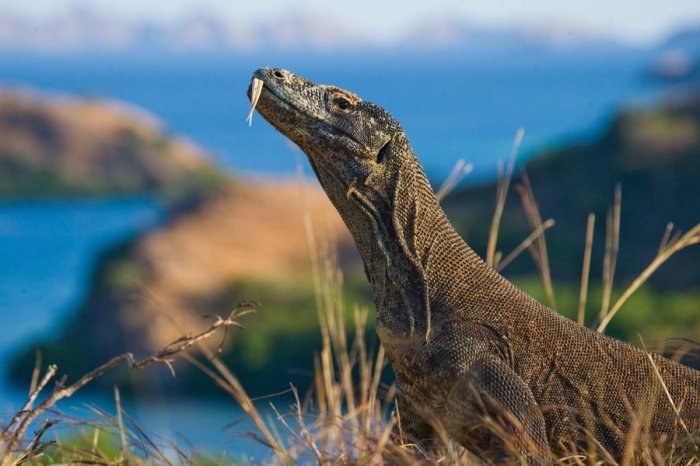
1,149,699,464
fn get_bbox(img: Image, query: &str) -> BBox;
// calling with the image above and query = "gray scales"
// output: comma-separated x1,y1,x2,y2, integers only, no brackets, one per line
246,68,700,464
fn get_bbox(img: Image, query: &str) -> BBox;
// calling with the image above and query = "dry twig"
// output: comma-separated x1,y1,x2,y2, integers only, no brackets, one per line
1,306,252,466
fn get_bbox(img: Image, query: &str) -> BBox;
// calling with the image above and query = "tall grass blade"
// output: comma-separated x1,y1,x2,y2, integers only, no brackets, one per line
597,223,700,333
577,213,595,326
486,128,524,268
599,184,621,324
436,159,473,202
516,171,557,310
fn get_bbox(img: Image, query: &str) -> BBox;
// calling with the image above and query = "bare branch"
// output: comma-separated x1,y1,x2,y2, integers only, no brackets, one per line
2,364,56,439
1,306,251,465
12,419,58,466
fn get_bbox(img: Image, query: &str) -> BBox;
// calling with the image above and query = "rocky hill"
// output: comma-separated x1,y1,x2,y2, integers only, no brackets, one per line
0,90,222,198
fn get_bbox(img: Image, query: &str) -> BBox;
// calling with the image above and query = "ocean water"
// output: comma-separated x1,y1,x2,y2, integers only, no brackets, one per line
0,49,654,182
0,199,264,455
0,48,659,453
0,199,161,388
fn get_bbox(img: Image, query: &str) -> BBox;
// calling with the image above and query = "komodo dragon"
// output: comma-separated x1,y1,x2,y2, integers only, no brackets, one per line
246,68,700,464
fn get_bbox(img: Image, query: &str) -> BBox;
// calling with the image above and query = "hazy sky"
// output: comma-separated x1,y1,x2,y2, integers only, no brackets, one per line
2,0,700,44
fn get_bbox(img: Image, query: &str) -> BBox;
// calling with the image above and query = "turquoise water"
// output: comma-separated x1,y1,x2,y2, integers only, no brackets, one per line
0,199,161,397
0,48,659,452
0,199,264,454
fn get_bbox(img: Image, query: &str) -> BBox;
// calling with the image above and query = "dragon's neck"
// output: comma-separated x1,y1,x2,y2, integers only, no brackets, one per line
324,139,496,341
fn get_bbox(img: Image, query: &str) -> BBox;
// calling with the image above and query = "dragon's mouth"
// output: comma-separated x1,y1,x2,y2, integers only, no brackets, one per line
246,76,305,128
246,73,365,150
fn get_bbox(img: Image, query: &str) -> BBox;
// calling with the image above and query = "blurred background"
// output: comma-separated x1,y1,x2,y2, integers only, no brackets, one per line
0,0,699,458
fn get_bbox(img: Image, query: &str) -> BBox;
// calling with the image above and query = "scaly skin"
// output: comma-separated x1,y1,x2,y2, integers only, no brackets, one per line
247,68,700,464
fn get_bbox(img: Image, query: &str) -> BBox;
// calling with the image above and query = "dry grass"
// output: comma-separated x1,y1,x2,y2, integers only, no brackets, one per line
0,307,253,465
576,213,596,326
596,222,700,334
1,131,699,464
485,128,523,269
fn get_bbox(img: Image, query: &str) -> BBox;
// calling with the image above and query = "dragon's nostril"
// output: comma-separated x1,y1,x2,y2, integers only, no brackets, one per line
272,70,284,79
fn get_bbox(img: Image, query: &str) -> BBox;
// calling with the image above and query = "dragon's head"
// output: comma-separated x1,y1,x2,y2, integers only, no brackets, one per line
247,68,415,212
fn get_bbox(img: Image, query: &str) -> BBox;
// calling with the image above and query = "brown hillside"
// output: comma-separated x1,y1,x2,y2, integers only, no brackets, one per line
0,89,220,196
125,179,354,350
38,179,356,377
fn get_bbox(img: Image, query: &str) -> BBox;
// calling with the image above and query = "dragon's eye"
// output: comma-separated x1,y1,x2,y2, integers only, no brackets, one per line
333,97,353,111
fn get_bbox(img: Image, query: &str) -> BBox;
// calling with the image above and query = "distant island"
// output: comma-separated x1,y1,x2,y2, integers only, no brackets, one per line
0,7,624,54
0,90,223,199
647,25,700,84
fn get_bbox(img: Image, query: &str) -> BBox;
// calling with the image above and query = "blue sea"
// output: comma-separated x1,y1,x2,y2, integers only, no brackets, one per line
0,47,660,454
0,49,656,180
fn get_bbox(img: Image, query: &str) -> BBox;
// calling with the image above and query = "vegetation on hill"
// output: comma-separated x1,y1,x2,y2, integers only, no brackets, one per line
443,93,700,291
0,90,224,198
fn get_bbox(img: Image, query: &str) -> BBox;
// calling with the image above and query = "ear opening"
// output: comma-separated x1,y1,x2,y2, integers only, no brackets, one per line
375,138,391,164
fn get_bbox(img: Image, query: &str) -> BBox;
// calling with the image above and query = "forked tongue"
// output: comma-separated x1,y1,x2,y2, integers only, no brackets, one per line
246,77,264,127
